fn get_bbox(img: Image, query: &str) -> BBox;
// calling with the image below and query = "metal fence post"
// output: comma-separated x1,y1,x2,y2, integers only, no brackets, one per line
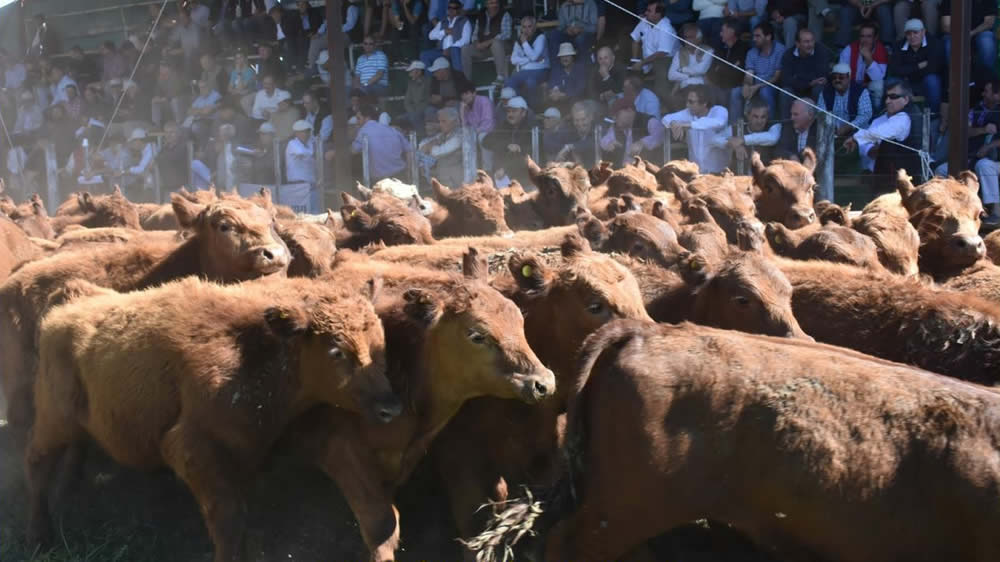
314,137,324,196
220,141,233,191
531,126,539,164
922,108,931,181
462,126,477,184
735,120,746,176
408,131,419,189
816,113,835,203
664,136,672,163
593,125,601,163
187,141,195,188
273,138,282,187
153,135,162,202
361,134,371,186
44,141,58,212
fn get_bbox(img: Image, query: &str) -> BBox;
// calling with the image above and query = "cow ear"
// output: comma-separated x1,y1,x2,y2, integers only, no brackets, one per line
606,197,623,218
764,222,794,254
508,253,548,293
800,147,817,172
895,168,917,207
325,208,338,226
112,184,123,197
341,205,374,231
77,191,95,212
171,193,206,229
577,214,608,249
265,305,310,338
957,170,979,192
475,169,494,188
403,288,441,325
589,161,613,186
651,200,669,221
257,187,273,206
341,191,364,207
357,183,373,200
678,251,710,287
363,276,383,303
561,233,591,257
526,156,542,181
462,247,488,281
736,220,765,253
750,151,767,185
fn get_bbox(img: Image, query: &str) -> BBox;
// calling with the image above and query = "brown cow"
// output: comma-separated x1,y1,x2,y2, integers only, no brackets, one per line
338,192,435,249
26,277,400,562
765,222,886,271
294,249,555,560
428,174,510,237
751,148,818,229
0,215,42,284
896,170,985,276
432,235,651,543
501,158,591,230
277,220,338,277
676,198,729,267
0,194,290,429
50,189,142,234
645,250,810,340
9,194,55,239
678,173,763,245
503,319,1000,562
814,200,852,226
779,257,1000,385
852,193,921,276
986,229,1000,264
575,207,687,268
53,226,180,249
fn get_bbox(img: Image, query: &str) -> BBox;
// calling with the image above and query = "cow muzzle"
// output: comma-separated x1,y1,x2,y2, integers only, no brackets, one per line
785,207,816,229
252,243,290,274
370,393,404,424
512,369,556,404
950,234,985,265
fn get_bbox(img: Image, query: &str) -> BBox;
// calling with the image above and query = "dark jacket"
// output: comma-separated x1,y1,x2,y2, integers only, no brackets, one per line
774,119,817,160
874,107,923,184
589,64,625,99
766,0,807,17
888,37,945,82
708,39,750,89
483,114,537,180
820,82,865,121
780,47,830,96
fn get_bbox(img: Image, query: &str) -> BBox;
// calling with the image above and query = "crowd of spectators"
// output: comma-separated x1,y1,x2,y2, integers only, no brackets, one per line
0,0,997,220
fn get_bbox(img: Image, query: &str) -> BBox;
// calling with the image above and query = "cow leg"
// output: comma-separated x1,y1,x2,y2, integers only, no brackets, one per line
317,431,400,562
160,425,248,562
24,411,83,546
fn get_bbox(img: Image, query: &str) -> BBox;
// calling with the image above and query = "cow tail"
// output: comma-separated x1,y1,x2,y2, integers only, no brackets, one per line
461,320,643,562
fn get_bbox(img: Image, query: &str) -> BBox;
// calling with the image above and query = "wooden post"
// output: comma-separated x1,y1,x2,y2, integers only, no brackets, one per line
327,0,352,207
947,0,971,175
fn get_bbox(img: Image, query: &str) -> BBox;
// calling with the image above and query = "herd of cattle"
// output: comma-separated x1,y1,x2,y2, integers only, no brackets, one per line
1,147,1000,562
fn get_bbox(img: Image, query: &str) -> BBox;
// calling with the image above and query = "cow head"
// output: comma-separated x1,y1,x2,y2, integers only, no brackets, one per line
897,170,985,272
752,149,818,229
277,220,338,278
410,248,555,404
432,174,510,236
75,188,142,230
172,193,291,280
605,162,658,198
267,279,401,423
527,157,592,226
339,191,435,248
576,207,687,268
506,234,650,382
680,251,811,340
767,223,884,271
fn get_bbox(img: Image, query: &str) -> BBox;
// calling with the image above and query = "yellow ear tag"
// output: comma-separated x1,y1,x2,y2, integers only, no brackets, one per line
521,265,533,278
279,311,288,319
351,210,358,217
775,233,784,244
689,258,701,271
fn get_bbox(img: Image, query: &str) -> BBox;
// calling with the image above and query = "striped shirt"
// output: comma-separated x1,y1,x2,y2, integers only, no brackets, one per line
744,41,786,84
355,51,389,87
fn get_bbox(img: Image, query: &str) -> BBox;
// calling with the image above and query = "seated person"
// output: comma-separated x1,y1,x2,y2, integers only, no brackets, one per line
483,96,536,185
844,79,923,186
553,100,600,167
817,63,873,137
589,46,625,104
775,97,818,161
887,19,944,114
418,107,465,187
546,43,588,108
600,105,665,166
720,96,781,163
420,1,472,71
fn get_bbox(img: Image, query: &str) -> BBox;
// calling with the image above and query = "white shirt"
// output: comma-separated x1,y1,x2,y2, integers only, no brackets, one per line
429,18,472,50
4,64,26,89
418,130,462,158
630,18,678,73
853,111,911,171
129,143,157,175
14,103,43,134
837,46,886,84
276,22,286,40
635,88,661,118
711,122,781,149
511,33,549,71
662,105,730,173
320,115,333,142
285,136,317,183
251,88,291,120
51,75,78,106
668,48,714,87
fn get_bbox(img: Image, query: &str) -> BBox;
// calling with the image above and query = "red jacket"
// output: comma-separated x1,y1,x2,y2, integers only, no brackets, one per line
846,40,889,85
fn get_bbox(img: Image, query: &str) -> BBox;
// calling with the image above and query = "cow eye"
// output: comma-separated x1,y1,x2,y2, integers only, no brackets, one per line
980,210,988,221
468,330,487,344
328,346,344,358
733,295,751,306
631,242,646,253
217,222,233,233
586,302,605,315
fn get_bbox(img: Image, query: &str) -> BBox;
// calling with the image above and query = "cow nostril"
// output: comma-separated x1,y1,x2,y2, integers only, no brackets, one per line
260,249,274,261
806,210,816,223
533,380,548,397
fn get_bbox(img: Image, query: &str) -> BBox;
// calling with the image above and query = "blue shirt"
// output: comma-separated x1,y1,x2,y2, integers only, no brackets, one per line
548,62,587,99
745,41,786,84
351,121,412,179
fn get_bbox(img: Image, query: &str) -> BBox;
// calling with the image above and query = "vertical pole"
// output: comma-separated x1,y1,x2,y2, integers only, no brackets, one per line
665,135,672,162
328,0,352,204
816,113,835,203
735,120,746,175
153,135,162,202
462,126,477,183
187,140,195,187
947,0,971,175
273,138,282,187
361,134,371,186
120,7,128,44
409,130,419,188
222,141,233,190
921,107,931,181
44,142,58,212
593,125,601,163
531,126,539,164
315,136,324,188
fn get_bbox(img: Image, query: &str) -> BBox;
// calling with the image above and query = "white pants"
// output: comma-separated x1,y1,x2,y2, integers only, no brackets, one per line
975,158,1000,205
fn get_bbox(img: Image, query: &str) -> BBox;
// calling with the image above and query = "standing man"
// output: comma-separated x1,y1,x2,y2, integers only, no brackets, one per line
351,104,413,182
630,1,679,97
662,85,730,173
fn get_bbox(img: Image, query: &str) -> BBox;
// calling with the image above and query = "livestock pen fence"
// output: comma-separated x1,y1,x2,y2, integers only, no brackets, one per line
3,107,938,214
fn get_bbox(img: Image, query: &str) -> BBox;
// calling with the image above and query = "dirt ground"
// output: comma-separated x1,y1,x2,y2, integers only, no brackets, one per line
1,417,783,562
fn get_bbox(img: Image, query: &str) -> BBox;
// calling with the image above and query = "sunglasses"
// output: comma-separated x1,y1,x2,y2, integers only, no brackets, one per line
885,93,904,100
